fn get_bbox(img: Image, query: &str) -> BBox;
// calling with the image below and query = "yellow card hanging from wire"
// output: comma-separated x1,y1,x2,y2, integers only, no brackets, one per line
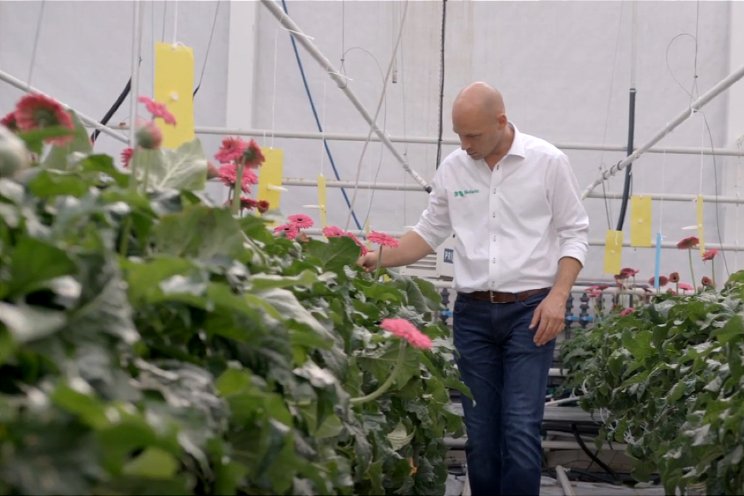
630,195,652,247
257,148,284,210
317,173,327,227
154,43,195,148
604,230,623,275
696,194,706,254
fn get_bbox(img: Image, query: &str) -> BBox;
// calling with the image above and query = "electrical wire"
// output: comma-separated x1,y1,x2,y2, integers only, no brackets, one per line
27,0,46,88
193,0,221,97
280,0,363,230
571,423,620,483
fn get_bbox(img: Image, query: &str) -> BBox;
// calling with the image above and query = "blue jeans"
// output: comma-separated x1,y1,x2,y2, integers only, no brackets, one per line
453,291,555,496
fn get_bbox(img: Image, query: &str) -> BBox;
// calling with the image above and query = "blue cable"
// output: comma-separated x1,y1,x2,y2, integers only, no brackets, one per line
280,0,363,231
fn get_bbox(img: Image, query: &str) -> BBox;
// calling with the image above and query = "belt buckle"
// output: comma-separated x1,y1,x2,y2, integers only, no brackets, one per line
489,291,496,303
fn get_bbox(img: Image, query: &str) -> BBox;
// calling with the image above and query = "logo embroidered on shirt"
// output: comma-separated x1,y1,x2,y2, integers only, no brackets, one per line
453,189,479,198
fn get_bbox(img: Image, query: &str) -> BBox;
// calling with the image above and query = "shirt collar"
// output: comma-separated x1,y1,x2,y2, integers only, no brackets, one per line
504,123,526,159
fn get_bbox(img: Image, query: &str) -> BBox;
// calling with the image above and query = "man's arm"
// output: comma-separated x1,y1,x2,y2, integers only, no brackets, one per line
530,256,583,346
357,230,434,272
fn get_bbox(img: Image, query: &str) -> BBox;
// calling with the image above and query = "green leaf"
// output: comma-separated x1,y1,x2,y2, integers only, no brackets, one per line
27,169,89,198
41,112,93,170
79,154,130,187
303,237,360,272
250,270,318,292
17,126,76,156
5,236,75,298
142,138,207,191
122,447,179,479
154,205,243,260
712,315,744,344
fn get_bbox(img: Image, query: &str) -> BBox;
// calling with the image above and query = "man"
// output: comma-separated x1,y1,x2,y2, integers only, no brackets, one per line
358,82,589,495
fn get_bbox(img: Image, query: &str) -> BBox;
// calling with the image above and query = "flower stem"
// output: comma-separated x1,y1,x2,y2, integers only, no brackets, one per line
374,246,383,280
231,162,245,215
688,248,696,293
350,341,406,405
711,259,716,287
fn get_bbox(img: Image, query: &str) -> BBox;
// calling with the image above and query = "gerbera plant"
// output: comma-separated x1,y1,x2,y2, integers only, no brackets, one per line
677,235,699,291
702,248,718,287
367,230,400,278
273,213,314,241
212,136,266,215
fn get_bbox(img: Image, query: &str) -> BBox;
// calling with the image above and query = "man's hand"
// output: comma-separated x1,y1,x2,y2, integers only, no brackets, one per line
529,292,567,346
357,251,379,273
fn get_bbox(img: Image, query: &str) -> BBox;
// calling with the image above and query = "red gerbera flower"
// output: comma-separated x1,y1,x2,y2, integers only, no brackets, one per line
240,197,259,210
273,223,299,240
620,267,639,278
380,318,433,350
367,230,399,248
14,93,74,145
676,236,699,249
215,137,248,164
702,248,718,261
121,147,134,168
1,111,17,131
288,214,313,229
137,96,176,126
256,200,270,214
701,276,715,288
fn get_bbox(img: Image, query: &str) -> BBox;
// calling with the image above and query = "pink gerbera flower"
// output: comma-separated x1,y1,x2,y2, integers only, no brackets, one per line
288,214,313,229
620,267,639,278
218,163,258,192
367,230,399,248
1,111,17,131
137,96,176,126
669,272,680,283
273,223,299,240
379,318,433,350
701,276,715,288
648,275,669,287
215,137,248,164
677,236,699,249
121,147,134,168
619,307,635,317
678,282,694,291
702,248,718,261
347,232,369,256
14,93,74,145
323,225,346,238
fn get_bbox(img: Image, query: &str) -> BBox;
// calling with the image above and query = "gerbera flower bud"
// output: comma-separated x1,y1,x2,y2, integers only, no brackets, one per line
135,121,162,149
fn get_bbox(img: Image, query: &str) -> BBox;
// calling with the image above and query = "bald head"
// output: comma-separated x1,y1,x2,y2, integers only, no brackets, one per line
451,82,512,166
452,82,505,122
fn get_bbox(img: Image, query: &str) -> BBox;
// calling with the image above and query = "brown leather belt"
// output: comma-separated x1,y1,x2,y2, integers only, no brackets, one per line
461,287,551,304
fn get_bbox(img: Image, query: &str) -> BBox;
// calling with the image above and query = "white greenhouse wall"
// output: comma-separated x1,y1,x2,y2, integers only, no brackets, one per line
1,0,741,286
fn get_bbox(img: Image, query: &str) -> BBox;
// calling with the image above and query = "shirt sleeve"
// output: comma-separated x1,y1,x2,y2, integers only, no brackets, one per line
548,153,589,266
412,169,453,250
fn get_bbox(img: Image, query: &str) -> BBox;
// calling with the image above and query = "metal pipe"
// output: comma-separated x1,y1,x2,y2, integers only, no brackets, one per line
259,0,431,192
582,63,744,199
128,1,143,148
586,190,744,205
0,69,128,144
556,465,576,496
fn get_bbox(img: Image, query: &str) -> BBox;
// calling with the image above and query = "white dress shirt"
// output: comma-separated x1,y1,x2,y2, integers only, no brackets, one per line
413,124,589,293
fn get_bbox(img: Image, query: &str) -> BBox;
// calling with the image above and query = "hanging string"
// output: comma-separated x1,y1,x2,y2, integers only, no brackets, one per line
161,1,168,41
319,80,328,178
172,1,179,44
27,0,46,87
270,29,279,149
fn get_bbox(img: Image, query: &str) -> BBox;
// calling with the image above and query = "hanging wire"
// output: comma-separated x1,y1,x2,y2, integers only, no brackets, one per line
344,0,409,231
597,2,625,230
193,0,221,97
434,0,447,169
280,0,363,230
161,1,168,41
27,0,46,87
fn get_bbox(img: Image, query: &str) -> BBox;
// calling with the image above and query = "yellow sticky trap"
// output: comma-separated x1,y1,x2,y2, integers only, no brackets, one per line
604,230,623,275
154,43,195,148
696,194,706,254
630,195,652,247
257,148,284,210
317,173,327,227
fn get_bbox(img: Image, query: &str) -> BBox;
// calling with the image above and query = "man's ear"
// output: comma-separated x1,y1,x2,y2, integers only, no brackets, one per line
497,113,508,128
